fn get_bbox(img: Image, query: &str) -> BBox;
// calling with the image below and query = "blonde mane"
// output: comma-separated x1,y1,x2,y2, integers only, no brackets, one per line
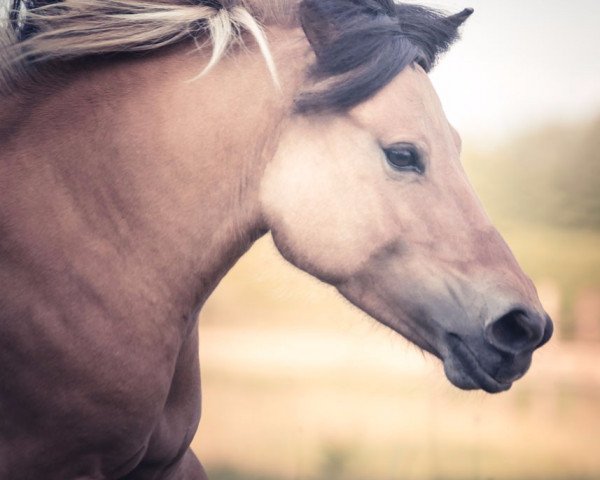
1,0,470,112
0,0,297,95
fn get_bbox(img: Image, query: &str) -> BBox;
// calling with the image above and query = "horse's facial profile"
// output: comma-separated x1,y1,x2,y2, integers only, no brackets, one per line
261,64,552,394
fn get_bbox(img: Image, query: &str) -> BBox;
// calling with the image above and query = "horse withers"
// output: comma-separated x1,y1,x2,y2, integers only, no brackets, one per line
0,0,552,478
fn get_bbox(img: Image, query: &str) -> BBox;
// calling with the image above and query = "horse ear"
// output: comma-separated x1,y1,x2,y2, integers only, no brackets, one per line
299,0,339,57
446,8,474,28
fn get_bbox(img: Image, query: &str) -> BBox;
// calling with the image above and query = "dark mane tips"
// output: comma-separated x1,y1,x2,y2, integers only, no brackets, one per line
296,0,473,114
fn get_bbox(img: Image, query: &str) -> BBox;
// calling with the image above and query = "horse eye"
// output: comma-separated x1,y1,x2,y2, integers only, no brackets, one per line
384,145,424,174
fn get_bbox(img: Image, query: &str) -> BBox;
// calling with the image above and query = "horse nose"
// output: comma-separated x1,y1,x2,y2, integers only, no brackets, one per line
485,309,553,355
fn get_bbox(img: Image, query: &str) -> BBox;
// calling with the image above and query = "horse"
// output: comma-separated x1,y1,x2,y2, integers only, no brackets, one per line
0,0,553,478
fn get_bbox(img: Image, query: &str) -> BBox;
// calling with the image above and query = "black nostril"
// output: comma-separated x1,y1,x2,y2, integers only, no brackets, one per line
485,309,545,354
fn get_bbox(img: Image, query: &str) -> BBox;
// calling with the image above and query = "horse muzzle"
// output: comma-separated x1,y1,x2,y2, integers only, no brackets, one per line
442,310,553,393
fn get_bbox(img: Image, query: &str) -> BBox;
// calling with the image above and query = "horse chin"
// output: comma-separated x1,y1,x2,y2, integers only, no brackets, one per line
442,334,513,394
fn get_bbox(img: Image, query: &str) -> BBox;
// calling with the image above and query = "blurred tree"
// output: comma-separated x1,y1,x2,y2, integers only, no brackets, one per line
465,115,600,230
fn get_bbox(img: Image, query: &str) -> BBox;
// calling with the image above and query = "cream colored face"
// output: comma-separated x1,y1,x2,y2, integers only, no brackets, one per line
260,66,552,393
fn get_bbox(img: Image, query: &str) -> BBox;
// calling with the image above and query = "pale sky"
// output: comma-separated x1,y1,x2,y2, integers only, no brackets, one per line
410,0,600,144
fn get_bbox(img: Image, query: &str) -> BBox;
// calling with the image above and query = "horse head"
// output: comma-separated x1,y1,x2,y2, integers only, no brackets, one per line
261,0,552,393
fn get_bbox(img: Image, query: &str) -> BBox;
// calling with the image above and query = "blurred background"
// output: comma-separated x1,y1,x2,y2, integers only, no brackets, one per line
192,1,600,479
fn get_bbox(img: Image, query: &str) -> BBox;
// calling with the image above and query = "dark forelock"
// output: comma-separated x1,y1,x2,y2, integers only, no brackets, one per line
295,0,473,113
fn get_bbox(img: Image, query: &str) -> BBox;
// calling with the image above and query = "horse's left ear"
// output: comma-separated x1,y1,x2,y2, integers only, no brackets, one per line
446,8,474,28
299,0,342,58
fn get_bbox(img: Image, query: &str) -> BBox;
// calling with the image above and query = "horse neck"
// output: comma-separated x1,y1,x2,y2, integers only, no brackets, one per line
1,29,307,318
